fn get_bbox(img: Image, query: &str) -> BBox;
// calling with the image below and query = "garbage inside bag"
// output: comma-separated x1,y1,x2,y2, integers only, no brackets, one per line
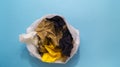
19,14,80,64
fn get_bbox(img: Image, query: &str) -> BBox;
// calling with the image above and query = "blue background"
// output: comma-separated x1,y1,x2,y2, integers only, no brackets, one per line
0,0,120,67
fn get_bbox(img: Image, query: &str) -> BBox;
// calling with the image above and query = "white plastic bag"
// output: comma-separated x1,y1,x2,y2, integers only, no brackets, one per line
19,14,80,64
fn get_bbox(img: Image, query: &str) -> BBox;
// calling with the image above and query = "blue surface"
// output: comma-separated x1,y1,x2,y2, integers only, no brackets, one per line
0,0,120,67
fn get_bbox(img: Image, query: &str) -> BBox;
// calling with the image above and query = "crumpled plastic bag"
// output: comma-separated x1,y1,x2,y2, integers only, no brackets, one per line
19,14,80,64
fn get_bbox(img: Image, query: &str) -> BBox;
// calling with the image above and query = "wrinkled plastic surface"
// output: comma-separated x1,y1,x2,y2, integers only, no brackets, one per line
19,14,80,64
